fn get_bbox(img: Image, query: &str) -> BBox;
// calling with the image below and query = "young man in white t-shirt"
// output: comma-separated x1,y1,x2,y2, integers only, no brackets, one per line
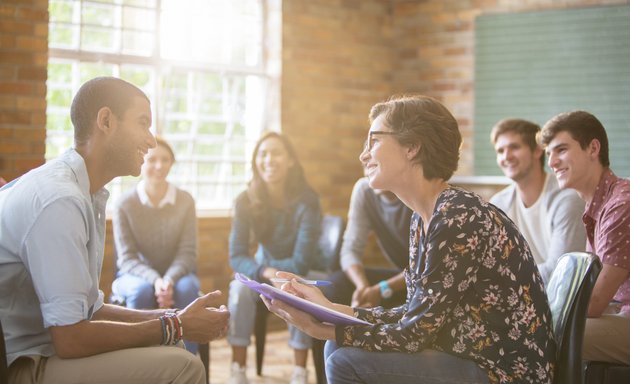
490,118,586,284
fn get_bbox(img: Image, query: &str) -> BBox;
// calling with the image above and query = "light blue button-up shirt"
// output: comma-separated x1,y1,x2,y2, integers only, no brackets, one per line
0,149,108,365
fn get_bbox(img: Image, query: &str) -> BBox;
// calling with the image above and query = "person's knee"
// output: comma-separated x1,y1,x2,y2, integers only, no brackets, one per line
164,348,205,384
325,345,356,380
228,280,256,308
127,281,156,309
324,340,338,361
288,327,312,350
174,275,200,305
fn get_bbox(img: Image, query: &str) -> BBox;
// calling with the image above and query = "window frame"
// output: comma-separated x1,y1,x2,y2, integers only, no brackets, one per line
47,0,278,214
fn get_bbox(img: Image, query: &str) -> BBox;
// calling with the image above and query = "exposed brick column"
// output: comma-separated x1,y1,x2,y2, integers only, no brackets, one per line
0,0,48,183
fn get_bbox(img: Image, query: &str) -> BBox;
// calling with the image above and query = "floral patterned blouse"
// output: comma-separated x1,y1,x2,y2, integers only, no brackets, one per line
336,187,556,384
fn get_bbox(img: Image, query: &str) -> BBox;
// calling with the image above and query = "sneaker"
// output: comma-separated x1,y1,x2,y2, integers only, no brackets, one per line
290,366,308,384
227,362,248,384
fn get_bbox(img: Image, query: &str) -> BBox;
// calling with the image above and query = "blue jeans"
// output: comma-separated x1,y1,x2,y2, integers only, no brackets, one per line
112,273,201,354
324,341,490,384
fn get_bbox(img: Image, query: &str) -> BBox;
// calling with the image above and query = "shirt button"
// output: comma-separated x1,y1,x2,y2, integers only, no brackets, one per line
428,289,433,294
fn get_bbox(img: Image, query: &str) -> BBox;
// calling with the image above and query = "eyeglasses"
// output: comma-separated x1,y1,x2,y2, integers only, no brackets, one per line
365,131,397,151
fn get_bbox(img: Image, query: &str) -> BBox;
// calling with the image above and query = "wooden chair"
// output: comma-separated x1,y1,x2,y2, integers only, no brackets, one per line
254,214,345,384
546,252,602,384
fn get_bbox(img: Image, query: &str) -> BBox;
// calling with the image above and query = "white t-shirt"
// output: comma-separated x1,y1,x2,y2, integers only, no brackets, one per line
509,178,552,264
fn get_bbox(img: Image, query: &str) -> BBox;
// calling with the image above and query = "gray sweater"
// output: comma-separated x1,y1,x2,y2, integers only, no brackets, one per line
340,177,412,271
490,173,586,284
113,185,197,284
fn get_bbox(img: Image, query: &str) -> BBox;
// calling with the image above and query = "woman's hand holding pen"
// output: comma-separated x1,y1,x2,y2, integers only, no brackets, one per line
273,271,332,308
261,271,337,340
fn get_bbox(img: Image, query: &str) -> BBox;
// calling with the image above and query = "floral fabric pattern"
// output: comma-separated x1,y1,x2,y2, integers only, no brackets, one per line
336,187,556,384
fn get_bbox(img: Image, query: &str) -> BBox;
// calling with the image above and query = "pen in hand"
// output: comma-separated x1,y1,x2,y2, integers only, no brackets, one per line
270,278,332,287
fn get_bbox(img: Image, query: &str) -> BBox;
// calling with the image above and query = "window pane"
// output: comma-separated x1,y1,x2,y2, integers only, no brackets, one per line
47,0,269,210
82,26,118,52
164,119,192,134
80,62,115,83
123,6,155,31
49,0,74,23
122,31,153,56
160,0,263,67
46,114,73,133
48,89,73,107
49,25,78,48
119,65,152,88
123,0,157,7
82,2,117,27
48,61,72,83
45,134,73,160
198,122,225,135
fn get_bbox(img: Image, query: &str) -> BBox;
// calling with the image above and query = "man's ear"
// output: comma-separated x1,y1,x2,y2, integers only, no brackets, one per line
533,145,544,160
588,138,601,161
95,106,115,134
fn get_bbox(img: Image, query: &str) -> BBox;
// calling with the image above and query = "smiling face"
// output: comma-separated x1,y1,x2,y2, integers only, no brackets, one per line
494,131,543,182
359,114,409,191
546,130,595,191
141,143,174,184
108,95,156,177
255,136,295,187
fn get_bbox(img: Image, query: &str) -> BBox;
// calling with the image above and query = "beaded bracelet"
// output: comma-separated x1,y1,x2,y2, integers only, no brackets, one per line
159,310,184,345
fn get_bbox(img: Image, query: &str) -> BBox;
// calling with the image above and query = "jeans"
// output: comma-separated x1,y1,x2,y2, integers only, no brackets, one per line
324,341,490,384
112,273,201,354
227,279,312,350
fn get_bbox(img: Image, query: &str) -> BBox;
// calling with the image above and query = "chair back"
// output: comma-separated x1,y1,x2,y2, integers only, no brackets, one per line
318,214,345,272
1,318,8,384
546,252,602,384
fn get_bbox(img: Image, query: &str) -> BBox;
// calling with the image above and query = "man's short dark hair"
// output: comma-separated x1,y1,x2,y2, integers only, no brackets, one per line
71,77,149,146
490,118,544,168
539,110,610,167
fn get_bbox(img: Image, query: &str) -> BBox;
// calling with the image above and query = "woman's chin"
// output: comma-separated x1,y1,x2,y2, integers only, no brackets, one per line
367,175,385,190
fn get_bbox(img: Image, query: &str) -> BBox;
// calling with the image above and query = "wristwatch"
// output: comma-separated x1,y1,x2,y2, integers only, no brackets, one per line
379,280,393,299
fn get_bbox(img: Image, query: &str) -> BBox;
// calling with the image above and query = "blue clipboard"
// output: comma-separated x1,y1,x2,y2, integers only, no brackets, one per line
235,273,373,326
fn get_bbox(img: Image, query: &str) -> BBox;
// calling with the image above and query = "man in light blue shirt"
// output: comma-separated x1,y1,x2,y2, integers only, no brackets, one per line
0,77,229,383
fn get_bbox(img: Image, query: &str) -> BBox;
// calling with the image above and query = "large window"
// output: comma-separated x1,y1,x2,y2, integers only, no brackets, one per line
47,0,277,211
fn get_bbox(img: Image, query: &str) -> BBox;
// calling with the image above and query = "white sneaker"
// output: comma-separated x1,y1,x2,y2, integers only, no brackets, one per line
227,362,248,384
290,366,308,384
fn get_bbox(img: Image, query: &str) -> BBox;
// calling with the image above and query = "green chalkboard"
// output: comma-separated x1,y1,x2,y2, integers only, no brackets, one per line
474,5,630,176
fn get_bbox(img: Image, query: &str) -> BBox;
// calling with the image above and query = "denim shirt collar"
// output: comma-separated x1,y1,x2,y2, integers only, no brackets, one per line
60,148,110,204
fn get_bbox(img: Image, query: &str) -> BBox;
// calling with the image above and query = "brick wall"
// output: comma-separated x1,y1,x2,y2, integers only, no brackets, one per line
282,0,394,216
0,0,48,183
388,0,630,176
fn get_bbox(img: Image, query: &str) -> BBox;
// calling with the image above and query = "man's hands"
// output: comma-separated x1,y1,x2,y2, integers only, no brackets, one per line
178,290,230,343
351,285,382,307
